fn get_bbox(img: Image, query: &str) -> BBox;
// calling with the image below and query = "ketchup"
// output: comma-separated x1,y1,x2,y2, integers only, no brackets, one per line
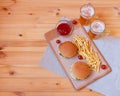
78,55,83,59
57,23,71,36
56,39,61,44
101,64,107,69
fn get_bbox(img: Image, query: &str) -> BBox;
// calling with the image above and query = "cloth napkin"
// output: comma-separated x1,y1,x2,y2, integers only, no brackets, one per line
40,18,120,96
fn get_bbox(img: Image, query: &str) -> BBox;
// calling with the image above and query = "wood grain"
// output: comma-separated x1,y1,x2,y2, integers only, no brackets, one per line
0,92,102,96
0,0,120,95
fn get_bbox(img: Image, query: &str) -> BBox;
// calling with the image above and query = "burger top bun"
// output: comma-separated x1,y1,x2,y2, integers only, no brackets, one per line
71,62,91,80
59,41,78,58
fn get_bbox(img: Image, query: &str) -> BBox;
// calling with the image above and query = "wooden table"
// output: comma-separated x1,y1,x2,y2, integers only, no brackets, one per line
0,0,120,96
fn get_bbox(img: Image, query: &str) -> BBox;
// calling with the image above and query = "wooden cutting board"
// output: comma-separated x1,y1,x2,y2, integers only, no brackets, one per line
44,22,112,90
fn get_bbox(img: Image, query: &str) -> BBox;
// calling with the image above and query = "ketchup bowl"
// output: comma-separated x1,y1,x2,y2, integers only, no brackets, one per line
56,20,74,36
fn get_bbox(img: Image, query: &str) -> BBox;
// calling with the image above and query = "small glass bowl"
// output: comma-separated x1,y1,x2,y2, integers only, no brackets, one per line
56,20,74,36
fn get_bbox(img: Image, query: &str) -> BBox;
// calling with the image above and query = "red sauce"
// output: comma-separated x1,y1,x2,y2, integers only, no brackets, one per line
101,64,107,69
78,55,83,59
72,20,78,25
56,39,61,44
57,23,71,36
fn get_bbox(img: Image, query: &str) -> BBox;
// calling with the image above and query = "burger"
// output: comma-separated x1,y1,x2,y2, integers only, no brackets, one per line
59,41,78,58
70,62,91,80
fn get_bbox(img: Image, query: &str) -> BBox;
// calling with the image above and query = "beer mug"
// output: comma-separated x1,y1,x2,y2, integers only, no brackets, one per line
88,20,110,39
79,4,95,25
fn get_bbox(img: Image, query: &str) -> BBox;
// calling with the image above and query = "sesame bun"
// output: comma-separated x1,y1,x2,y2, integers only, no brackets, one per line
59,41,78,58
70,62,91,80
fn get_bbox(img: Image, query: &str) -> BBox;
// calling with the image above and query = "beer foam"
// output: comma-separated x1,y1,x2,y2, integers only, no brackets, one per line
81,4,95,18
91,20,105,33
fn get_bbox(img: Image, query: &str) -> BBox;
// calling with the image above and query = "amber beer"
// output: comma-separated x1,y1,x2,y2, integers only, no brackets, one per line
79,4,95,25
88,20,106,39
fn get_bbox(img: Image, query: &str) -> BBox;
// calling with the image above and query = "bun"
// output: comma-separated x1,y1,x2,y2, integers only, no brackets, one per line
70,62,91,80
59,41,78,58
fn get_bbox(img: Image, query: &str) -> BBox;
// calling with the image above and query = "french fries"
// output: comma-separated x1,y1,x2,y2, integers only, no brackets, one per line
73,35,101,72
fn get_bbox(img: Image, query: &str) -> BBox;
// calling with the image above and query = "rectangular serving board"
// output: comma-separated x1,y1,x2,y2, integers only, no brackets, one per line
44,23,112,90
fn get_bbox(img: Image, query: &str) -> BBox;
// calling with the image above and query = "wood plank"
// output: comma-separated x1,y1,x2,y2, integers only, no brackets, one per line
0,92,103,96
0,6,119,16
0,40,47,47
0,0,119,7
0,66,61,78
0,27,119,40
0,78,92,92
2,47,46,52
0,14,120,24
0,51,44,66
0,29,46,41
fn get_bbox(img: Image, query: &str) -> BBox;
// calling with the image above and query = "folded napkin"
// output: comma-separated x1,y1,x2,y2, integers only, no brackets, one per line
40,18,120,96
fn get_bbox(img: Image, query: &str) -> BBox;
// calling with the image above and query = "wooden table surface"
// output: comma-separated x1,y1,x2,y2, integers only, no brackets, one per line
0,0,120,96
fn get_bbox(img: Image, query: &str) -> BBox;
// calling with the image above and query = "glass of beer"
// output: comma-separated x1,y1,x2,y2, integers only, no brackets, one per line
88,20,110,39
79,4,95,25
